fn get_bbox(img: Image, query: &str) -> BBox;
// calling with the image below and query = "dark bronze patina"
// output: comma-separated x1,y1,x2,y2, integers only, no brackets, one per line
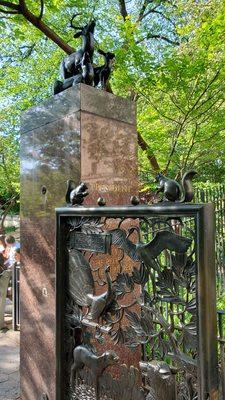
70,345,119,399
69,250,116,322
94,49,115,89
54,16,96,94
156,170,197,202
56,202,218,400
130,195,140,205
97,197,106,206
69,232,111,253
65,180,89,206
109,228,192,264
54,18,115,94
140,361,176,400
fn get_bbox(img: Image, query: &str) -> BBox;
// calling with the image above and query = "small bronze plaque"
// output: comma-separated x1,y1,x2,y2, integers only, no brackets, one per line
69,232,111,254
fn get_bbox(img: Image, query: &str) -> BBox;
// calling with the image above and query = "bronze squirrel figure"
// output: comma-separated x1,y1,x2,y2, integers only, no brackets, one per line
155,170,197,202
66,180,89,206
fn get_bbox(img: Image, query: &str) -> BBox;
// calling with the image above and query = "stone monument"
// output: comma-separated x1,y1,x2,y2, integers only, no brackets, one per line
20,84,138,399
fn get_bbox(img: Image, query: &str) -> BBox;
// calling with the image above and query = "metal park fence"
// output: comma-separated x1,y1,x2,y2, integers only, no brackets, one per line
194,185,225,295
217,310,225,399
139,172,225,296
139,174,225,398
12,262,20,331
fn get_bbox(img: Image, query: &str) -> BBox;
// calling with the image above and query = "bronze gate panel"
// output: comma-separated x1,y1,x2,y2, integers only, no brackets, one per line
56,204,218,400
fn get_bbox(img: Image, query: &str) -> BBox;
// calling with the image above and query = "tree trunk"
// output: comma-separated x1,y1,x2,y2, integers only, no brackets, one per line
137,131,160,172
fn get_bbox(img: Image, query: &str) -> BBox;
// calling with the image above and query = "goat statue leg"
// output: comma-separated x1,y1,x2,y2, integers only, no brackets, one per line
53,80,63,95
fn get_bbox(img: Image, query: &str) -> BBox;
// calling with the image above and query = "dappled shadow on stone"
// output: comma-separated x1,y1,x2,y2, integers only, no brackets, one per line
0,330,20,400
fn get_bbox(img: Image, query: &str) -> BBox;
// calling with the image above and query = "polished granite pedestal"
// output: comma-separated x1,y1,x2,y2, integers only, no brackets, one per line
20,84,138,400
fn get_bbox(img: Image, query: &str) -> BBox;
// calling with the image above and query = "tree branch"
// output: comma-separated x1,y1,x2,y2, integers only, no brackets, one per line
164,70,222,172
137,131,160,172
19,43,36,59
18,0,25,7
118,0,128,21
164,117,187,173
38,0,44,20
181,123,198,172
159,89,186,114
140,91,181,124
18,0,74,54
198,99,224,125
0,1,19,10
0,195,18,234
188,98,224,125
0,0,74,54
138,5,158,22
136,33,179,46
186,70,221,116
0,1,19,14
194,129,224,144
138,0,152,22
149,9,176,26
0,7,18,13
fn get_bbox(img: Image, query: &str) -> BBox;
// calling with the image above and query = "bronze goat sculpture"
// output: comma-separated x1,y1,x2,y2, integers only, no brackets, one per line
61,15,95,80
54,15,96,94
54,17,115,94
94,49,115,89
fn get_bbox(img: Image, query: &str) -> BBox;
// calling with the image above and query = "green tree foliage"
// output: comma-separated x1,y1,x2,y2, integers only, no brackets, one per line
0,134,19,200
0,0,225,199
136,1,225,180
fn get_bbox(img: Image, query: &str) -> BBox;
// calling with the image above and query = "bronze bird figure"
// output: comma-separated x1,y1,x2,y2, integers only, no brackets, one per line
68,249,116,321
109,228,192,269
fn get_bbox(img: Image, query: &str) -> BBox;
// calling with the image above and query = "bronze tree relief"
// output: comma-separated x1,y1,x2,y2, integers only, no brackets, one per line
61,211,200,400
56,184,217,399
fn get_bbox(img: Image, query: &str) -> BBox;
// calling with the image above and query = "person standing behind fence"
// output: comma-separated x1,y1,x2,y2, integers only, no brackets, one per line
0,236,6,271
14,248,20,264
4,235,20,269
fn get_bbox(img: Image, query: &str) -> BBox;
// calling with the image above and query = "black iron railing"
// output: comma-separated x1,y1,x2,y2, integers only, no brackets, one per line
218,310,225,399
12,262,20,331
139,174,225,295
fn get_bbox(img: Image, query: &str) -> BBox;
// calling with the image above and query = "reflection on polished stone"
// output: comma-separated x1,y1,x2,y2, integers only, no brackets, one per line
20,84,138,400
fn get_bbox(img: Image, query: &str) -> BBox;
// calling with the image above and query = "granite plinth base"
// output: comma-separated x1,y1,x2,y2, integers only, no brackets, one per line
20,84,139,400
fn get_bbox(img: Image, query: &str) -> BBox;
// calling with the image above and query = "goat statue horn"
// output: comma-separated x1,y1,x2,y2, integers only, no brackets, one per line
70,13,83,30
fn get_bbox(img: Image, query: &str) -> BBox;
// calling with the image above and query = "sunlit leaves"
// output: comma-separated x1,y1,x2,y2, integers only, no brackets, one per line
0,134,19,199
0,0,225,200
